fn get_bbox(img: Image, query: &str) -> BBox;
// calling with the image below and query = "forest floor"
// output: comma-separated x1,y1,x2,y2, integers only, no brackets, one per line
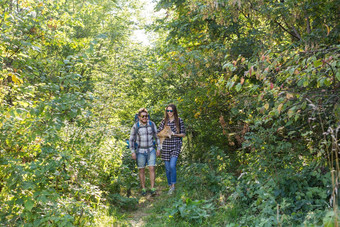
125,176,170,227
126,193,158,226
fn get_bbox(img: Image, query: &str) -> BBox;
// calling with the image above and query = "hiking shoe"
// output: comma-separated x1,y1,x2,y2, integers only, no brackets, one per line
150,188,157,196
168,187,175,195
141,188,147,196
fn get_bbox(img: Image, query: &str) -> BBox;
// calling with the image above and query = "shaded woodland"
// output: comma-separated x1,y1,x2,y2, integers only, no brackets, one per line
0,0,339,226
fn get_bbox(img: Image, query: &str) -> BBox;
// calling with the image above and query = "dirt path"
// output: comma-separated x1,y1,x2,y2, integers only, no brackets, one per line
123,174,168,226
126,193,160,227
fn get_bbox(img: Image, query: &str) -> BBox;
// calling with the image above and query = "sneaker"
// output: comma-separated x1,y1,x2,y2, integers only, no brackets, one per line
150,188,157,196
141,188,147,196
168,187,175,195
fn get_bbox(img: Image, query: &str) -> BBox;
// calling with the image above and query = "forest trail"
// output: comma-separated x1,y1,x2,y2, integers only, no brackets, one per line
125,183,168,226
126,196,151,227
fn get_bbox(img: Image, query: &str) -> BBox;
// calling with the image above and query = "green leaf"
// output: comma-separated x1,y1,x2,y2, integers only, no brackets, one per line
24,199,35,211
336,71,340,81
287,108,295,118
318,78,325,87
303,80,309,87
313,59,322,68
235,83,242,92
223,62,236,71
324,78,332,87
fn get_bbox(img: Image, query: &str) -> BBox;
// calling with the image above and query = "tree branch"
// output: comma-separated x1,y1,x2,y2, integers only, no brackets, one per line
291,25,301,40
306,16,311,34
274,20,299,40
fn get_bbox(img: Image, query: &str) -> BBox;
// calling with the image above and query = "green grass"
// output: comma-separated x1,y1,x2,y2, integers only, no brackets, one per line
97,164,339,227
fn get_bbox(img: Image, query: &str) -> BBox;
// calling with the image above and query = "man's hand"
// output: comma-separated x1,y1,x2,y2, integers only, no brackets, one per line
131,152,136,160
156,149,160,157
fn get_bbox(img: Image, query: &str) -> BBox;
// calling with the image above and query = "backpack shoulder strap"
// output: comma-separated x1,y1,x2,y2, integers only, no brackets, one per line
134,121,140,137
149,121,156,136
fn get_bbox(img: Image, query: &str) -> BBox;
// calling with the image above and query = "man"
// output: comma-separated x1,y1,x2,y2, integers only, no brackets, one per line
129,108,160,196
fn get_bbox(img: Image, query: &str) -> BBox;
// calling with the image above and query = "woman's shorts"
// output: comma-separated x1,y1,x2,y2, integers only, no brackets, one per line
136,149,156,168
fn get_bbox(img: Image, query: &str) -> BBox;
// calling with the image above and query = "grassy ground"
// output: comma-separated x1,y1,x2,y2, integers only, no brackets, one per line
94,169,175,227
125,175,171,227
122,170,218,227
94,162,340,226
95,165,223,227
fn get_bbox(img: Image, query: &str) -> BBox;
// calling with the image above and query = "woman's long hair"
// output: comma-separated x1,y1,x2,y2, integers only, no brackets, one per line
164,104,180,133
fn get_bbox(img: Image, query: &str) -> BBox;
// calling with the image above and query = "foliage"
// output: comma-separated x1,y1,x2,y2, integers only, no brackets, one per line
107,193,138,211
178,162,224,195
149,0,340,226
0,0,339,225
166,198,215,224
225,165,333,226
0,0,140,225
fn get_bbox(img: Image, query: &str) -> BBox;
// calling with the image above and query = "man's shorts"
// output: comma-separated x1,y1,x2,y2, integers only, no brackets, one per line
136,149,156,168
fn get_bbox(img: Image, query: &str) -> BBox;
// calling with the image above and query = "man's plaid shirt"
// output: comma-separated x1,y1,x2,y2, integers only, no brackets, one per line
157,118,185,161
129,120,160,154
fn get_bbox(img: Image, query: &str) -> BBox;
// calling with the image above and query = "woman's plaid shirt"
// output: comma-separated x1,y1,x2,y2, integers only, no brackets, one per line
129,120,160,154
157,118,185,161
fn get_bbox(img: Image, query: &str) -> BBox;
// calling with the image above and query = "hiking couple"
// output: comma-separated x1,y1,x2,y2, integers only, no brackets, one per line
129,104,185,196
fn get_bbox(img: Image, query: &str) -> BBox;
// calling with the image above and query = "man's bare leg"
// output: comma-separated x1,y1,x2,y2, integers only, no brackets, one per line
139,168,146,189
149,166,155,189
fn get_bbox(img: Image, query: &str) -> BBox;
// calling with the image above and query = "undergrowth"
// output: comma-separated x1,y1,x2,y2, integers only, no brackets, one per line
137,158,338,227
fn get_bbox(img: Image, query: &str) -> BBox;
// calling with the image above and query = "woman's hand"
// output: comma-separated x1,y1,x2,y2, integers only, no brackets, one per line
174,133,185,138
131,153,136,160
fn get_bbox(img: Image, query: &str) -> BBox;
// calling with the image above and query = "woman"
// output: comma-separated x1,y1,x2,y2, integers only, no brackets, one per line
158,104,186,194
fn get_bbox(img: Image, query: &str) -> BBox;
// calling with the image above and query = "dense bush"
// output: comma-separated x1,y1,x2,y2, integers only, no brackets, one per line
226,165,333,226
0,0,138,224
1,0,339,225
